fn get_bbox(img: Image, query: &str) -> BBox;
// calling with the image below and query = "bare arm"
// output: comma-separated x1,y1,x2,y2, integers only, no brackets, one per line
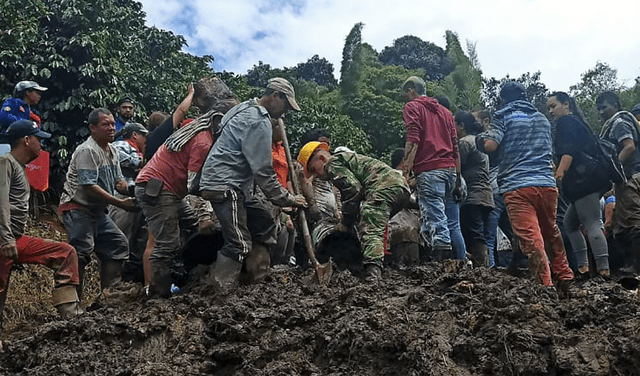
402,141,418,179
83,185,135,211
172,83,195,130
483,139,499,153
555,155,573,180
619,138,635,164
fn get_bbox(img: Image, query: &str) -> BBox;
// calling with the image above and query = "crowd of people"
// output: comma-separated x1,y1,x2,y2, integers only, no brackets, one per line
1,74,640,322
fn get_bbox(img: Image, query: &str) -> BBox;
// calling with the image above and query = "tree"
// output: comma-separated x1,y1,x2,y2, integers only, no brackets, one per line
340,22,365,98
439,31,482,112
295,55,337,88
0,0,214,196
379,35,453,81
481,72,549,115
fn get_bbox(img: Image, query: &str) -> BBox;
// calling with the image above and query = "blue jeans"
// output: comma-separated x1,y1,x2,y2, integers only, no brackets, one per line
416,168,458,248
445,197,467,260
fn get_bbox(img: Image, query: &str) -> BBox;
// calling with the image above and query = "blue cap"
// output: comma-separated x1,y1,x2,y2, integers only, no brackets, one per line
3,120,51,141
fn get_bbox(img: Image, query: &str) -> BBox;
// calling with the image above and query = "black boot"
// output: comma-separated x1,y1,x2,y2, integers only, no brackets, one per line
210,253,242,293
148,259,173,298
242,243,271,283
0,288,7,327
100,260,123,290
363,262,383,283
469,242,489,267
53,285,84,318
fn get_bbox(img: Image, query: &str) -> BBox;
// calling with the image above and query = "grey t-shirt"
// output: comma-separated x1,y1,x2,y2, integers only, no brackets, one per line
0,153,29,244
601,111,640,176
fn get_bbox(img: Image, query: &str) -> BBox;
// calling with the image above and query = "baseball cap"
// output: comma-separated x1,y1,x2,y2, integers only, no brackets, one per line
13,81,47,96
267,78,300,111
631,103,640,116
3,120,51,141
297,141,329,168
117,97,134,106
115,122,148,139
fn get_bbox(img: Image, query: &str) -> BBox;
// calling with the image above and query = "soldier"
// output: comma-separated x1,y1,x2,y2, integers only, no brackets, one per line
297,141,410,282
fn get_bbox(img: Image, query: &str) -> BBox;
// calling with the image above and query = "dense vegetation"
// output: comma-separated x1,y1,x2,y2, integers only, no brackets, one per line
2,0,640,198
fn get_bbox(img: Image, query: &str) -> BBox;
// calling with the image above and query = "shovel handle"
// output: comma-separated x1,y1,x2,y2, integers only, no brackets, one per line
278,119,320,266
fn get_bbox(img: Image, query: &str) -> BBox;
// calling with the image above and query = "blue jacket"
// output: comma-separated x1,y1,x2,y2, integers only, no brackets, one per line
0,98,32,133
478,100,556,194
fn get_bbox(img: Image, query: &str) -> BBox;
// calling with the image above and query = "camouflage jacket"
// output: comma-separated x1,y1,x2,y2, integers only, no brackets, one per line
324,151,409,224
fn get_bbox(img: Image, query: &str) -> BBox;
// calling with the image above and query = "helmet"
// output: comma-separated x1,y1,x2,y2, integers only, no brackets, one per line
297,141,329,168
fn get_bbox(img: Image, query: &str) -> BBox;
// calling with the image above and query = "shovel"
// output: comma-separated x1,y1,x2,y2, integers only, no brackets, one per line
278,119,332,285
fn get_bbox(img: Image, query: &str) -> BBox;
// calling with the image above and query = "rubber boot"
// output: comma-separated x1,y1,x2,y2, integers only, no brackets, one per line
0,289,8,327
100,260,123,290
363,262,383,283
469,242,489,267
53,285,84,318
242,242,271,283
148,259,173,298
211,253,242,293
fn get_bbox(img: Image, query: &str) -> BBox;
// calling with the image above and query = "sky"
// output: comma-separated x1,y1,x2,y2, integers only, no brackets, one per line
138,0,640,93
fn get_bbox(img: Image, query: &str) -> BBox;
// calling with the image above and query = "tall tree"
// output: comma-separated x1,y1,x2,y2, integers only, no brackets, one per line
379,35,453,81
440,31,482,112
481,72,549,115
570,62,625,130
340,22,365,98
295,55,337,88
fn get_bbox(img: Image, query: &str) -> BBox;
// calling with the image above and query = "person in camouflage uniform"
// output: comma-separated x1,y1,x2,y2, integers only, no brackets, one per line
298,142,410,282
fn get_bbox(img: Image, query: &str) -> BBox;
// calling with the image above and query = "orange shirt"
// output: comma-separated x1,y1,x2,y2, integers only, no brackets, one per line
271,141,288,188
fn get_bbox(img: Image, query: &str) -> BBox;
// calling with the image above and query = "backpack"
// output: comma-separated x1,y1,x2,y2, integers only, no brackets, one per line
579,117,626,185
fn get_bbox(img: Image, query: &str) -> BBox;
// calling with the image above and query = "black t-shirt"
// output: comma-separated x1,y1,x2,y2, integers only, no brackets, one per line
554,114,610,201
144,115,174,161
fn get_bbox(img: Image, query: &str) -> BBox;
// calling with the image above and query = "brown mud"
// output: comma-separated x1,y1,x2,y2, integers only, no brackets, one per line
1,258,640,375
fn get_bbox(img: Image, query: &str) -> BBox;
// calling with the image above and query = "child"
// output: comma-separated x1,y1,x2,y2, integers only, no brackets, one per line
297,142,410,282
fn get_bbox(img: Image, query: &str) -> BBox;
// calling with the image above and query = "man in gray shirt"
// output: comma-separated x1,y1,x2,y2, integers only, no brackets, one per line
0,120,83,320
201,78,306,291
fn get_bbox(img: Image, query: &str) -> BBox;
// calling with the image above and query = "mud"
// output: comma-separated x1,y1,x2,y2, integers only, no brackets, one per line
1,258,640,376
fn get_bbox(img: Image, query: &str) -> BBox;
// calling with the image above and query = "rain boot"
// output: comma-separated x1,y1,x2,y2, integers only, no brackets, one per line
211,253,242,293
469,242,489,267
363,261,383,283
53,285,84,318
100,260,123,290
243,242,271,283
148,259,173,298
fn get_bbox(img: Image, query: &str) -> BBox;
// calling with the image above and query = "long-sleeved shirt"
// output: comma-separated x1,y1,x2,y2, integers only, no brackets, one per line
477,100,555,194
0,153,29,245
199,99,294,207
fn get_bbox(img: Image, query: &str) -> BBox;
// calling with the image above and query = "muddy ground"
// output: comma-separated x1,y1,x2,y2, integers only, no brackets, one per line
1,245,640,376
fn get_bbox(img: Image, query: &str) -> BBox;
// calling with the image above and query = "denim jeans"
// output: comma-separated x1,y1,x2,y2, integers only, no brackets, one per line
62,209,129,271
445,196,467,260
416,168,457,248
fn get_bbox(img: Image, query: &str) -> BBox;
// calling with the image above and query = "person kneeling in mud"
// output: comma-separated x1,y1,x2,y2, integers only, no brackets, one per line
297,142,410,282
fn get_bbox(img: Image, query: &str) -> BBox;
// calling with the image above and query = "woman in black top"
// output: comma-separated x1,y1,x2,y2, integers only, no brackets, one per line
548,91,611,277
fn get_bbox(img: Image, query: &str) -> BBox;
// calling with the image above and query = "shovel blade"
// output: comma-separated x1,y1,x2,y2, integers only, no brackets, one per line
302,262,333,286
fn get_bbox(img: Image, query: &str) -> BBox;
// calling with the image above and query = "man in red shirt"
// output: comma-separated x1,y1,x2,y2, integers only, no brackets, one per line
401,76,462,257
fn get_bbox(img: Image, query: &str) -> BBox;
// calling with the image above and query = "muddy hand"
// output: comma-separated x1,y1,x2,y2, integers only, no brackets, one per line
1,242,18,261
119,197,141,212
292,194,308,208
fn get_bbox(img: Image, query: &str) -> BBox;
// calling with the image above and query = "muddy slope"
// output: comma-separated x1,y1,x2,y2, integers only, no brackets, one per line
1,262,639,376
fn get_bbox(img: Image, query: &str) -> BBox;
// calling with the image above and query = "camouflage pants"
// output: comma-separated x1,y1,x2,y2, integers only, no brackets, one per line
358,186,410,263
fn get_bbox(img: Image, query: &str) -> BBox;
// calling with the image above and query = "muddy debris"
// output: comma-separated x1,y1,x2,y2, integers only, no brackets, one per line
1,260,640,375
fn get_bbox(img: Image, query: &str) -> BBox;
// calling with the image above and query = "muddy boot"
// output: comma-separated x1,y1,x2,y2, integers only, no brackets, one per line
469,242,489,267
211,253,242,293
0,289,7,327
556,279,585,299
242,242,271,283
148,260,172,298
363,262,383,283
53,285,84,318
100,260,123,290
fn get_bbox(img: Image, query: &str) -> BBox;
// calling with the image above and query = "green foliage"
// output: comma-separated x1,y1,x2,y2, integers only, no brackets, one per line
379,35,453,81
0,0,213,196
294,55,337,88
481,72,549,115
340,22,365,98
440,31,482,112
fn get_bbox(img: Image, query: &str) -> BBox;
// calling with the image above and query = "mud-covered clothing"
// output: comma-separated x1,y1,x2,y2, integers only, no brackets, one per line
313,178,339,222
113,139,143,187
200,99,294,207
600,111,640,177
324,152,410,261
458,134,493,208
504,187,574,286
403,96,458,173
554,114,610,202
136,130,211,199
0,98,36,132
0,153,79,296
478,100,556,195
59,136,125,214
